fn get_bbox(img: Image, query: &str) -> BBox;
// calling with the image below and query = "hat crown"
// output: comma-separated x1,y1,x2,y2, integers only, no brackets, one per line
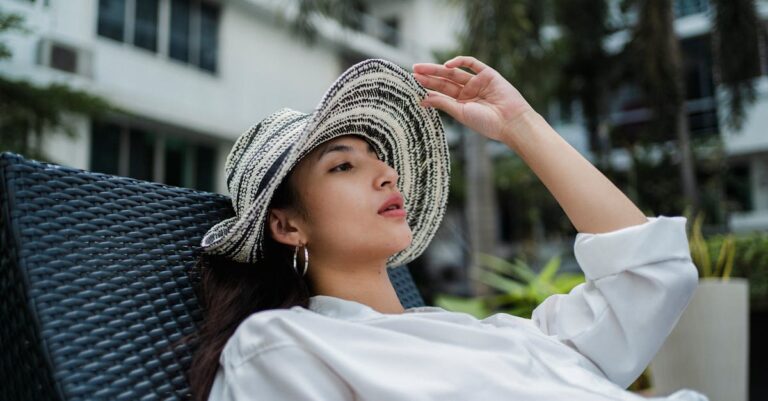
224,108,310,217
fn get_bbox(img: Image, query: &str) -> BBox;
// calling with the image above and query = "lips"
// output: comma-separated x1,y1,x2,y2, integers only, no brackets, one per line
378,193,405,214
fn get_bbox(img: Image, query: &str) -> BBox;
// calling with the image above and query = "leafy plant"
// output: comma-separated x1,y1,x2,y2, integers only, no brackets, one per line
688,213,735,280
435,253,585,319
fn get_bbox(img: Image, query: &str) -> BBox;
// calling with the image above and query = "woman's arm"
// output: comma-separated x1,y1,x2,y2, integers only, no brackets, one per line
415,55,699,388
413,56,646,233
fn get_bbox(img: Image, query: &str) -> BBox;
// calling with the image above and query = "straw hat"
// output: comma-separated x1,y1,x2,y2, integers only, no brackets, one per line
200,58,450,268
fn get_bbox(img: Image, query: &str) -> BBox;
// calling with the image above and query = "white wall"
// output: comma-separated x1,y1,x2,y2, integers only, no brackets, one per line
722,77,768,156
0,0,352,194
366,0,464,61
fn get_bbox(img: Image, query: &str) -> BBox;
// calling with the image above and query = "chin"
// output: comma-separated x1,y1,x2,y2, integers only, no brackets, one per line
394,230,413,252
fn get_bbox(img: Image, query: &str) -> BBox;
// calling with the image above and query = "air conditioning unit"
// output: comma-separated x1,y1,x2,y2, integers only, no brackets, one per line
36,37,93,77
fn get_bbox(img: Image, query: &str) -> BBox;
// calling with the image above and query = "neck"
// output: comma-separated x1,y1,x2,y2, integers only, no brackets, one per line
308,256,405,315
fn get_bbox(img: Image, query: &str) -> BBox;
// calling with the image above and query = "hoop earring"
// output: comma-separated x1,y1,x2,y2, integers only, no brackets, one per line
293,243,309,277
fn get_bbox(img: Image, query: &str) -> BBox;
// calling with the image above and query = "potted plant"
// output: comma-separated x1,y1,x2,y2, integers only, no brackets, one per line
648,213,749,401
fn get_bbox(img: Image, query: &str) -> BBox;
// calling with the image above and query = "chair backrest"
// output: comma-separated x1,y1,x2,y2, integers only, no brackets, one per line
0,151,424,401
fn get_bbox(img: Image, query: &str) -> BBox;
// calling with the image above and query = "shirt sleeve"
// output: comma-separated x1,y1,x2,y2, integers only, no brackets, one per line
212,343,355,401
530,215,699,389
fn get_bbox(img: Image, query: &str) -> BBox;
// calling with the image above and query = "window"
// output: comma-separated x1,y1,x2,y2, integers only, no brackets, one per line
128,128,156,181
96,0,218,73
195,143,215,191
726,163,753,212
164,136,187,186
164,137,216,191
90,119,217,191
97,0,125,42
170,0,220,73
98,0,159,52
199,2,219,73
169,0,191,62
90,121,121,175
134,0,159,52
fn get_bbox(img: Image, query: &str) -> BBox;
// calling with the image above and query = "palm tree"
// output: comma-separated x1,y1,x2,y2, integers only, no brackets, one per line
710,0,763,130
625,0,763,218
627,0,700,214
553,0,614,168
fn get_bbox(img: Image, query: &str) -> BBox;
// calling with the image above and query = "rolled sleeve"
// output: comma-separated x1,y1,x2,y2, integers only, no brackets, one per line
531,216,699,388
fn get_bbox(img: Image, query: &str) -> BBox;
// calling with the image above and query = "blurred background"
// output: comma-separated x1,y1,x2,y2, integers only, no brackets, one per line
0,0,766,398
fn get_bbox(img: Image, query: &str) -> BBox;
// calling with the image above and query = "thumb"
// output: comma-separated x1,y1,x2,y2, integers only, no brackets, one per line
421,90,463,121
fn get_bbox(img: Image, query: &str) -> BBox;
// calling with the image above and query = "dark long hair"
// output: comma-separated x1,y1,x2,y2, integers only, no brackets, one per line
188,168,314,401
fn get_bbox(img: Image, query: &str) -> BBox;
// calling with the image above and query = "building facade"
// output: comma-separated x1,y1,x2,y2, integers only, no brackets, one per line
0,0,463,194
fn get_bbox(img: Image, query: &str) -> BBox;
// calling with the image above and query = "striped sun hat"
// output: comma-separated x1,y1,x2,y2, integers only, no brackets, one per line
200,58,451,268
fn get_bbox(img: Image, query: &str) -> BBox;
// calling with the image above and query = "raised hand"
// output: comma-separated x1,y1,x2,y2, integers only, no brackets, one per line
412,56,535,143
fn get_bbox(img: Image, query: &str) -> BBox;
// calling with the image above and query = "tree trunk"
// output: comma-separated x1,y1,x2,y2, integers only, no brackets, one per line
675,99,700,216
664,1,700,216
463,126,497,296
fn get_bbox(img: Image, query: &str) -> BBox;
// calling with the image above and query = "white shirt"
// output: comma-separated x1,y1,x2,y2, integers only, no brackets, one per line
209,216,709,401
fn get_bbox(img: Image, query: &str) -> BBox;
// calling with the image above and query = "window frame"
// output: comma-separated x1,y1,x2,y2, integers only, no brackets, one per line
95,0,220,74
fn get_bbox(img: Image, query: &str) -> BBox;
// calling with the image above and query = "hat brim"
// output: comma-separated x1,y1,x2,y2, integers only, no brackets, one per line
202,59,451,268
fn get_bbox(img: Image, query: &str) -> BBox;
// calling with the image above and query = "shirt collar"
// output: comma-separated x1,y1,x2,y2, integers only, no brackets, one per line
308,295,442,321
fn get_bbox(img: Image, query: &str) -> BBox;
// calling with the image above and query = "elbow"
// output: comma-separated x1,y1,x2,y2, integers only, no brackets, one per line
676,259,699,306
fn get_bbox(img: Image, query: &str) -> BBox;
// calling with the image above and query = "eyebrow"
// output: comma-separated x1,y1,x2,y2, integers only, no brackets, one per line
315,142,378,162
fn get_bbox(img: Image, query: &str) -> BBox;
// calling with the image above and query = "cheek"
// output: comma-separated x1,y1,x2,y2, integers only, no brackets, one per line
307,182,373,227
302,177,412,253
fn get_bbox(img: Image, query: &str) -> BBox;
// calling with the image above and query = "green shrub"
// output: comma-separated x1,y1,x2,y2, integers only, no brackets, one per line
688,213,768,309
434,253,584,319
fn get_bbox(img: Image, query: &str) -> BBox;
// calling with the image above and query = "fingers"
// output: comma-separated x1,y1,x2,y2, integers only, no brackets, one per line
412,62,474,85
413,73,463,98
443,56,489,75
421,90,463,121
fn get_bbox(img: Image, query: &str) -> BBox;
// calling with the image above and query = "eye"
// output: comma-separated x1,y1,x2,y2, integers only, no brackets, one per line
330,162,353,172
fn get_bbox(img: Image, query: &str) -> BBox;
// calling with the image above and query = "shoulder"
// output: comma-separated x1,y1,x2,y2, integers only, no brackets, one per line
220,306,315,367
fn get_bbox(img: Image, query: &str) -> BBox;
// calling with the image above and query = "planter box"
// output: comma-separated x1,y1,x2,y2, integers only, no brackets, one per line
649,277,749,401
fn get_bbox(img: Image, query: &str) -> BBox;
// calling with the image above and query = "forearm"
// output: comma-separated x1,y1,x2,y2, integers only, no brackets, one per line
501,110,647,234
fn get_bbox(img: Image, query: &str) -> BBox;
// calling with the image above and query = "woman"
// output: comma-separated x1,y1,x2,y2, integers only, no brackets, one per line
190,56,707,401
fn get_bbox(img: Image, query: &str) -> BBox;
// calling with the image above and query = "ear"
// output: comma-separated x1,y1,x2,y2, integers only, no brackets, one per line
268,208,305,247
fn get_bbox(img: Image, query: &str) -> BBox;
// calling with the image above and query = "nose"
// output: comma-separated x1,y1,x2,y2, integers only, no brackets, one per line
375,159,399,190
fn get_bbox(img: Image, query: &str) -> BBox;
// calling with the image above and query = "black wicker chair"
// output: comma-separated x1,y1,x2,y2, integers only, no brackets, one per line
0,151,425,401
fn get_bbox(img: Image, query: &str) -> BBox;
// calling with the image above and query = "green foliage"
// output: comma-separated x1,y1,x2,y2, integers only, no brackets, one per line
0,11,28,60
434,253,585,319
711,0,762,130
729,233,768,309
688,213,735,279
685,212,768,309
0,76,116,161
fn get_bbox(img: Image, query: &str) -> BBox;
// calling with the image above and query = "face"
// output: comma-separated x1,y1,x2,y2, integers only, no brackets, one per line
270,134,413,265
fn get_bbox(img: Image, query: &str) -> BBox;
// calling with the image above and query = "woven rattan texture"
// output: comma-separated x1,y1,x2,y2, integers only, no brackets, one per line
0,159,60,401
0,151,425,400
389,263,425,308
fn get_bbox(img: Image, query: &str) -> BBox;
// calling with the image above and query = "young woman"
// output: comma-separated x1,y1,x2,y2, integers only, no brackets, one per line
190,57,707,401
